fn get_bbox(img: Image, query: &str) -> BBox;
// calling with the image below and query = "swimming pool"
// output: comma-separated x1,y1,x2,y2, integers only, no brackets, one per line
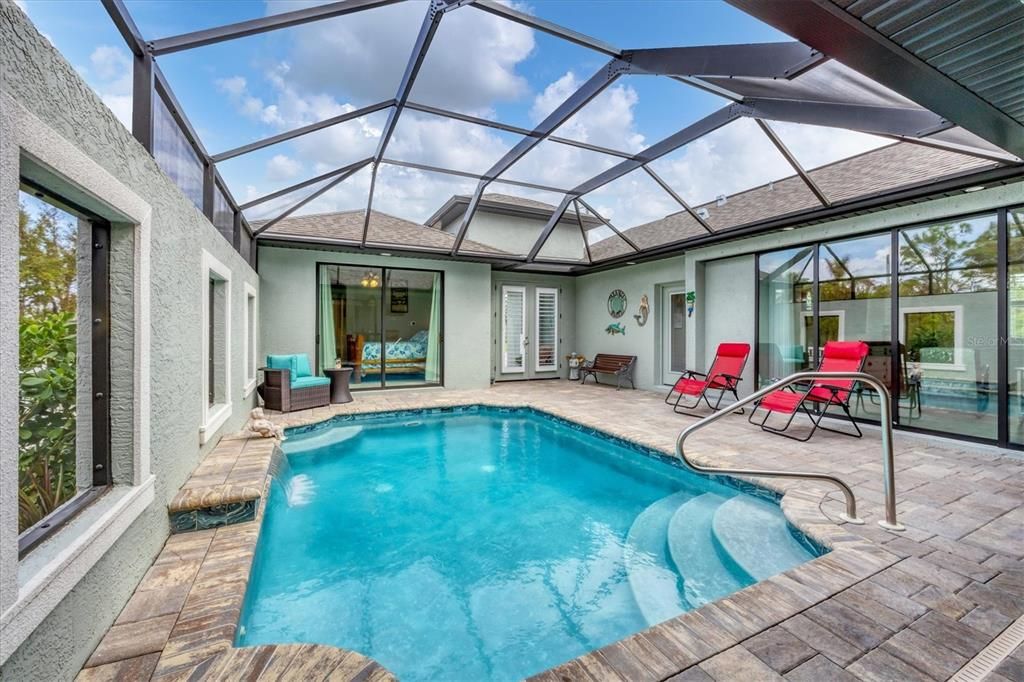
238,407,821,681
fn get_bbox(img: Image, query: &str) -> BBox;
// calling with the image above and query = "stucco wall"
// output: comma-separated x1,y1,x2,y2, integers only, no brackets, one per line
441,211,584,260
257,245,492,390
0,3,258,679
574,257,686,389
700,256,756,393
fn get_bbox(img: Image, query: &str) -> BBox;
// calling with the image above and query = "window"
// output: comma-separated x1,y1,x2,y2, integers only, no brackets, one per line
535,287,558,372
16,187,111,553
800,311,844,348
502,285,526,374
201,250,231,443
244,283,257,396
901,307,961,369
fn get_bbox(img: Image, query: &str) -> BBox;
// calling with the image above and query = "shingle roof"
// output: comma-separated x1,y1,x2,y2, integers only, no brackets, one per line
256,209,508,255
425,191,601,228
588,142,995,261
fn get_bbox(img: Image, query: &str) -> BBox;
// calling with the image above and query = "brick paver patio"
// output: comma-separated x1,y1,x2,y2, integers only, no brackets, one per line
80,380,1024,680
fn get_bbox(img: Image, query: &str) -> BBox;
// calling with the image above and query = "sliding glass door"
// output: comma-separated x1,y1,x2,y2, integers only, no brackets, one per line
317,264,443,389
897,217,997,439
757,210,1005,443
818,233,892,421
756,246,814,386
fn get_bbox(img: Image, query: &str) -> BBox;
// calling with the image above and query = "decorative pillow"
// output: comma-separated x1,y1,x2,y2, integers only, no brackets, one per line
294,354,313,378
410,329,429,344
266,354,297,375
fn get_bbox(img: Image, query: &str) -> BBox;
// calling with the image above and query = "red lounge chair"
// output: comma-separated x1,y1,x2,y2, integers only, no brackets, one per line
665,343,750,416
748,340,869,442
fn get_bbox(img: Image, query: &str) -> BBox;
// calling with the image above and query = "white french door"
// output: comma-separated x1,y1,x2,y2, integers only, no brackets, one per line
661,287,687,385
501,285,526,374
535,287,558,373
498,283,560,379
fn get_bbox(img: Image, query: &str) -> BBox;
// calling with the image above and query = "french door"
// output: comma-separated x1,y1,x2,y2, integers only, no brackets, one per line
499,284,560,379
661,287,687,385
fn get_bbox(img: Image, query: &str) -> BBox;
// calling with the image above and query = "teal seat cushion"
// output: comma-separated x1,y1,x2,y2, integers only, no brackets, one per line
291,376,330,389
294,354,313,378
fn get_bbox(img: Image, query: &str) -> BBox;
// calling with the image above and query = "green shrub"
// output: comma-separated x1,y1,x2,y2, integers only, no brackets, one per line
18,311,77,532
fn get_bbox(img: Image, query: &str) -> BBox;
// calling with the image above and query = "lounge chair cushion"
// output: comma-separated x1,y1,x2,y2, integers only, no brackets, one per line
759,390,805,414
291,375,330,389
674,378,712,396
294,354,313,378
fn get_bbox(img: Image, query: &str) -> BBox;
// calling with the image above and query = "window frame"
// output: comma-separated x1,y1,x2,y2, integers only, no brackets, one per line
15,182,112,557
899,305,965,372
314,262,444,389
243,282,258,397
200,250,232,444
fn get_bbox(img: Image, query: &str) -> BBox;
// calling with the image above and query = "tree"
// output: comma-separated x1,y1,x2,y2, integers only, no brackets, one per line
17,200,79,532
19,201,77,318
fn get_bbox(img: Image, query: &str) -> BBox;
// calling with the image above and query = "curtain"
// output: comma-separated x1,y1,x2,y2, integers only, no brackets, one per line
318,266,337,373
425,273,441,383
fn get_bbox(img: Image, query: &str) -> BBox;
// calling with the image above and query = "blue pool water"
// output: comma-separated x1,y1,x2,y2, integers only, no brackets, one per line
238,408,821,681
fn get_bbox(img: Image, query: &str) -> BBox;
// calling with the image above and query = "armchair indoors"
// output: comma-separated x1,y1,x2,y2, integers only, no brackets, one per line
258,353,331,412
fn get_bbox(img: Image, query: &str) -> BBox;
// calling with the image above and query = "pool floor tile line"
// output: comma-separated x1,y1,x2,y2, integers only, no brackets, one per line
75,380,1024,681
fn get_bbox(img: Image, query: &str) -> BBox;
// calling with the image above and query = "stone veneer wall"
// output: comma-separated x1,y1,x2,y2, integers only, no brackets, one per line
0,2,258,678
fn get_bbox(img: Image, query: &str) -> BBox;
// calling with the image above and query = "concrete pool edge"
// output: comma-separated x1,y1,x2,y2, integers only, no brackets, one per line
76,394,901,681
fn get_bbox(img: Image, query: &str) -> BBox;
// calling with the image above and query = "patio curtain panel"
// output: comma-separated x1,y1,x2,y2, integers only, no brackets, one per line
426,272,441,383
318,267,337,373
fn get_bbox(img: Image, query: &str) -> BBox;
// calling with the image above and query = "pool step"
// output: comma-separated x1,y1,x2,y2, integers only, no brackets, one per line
711,495,812,581
666,493,748,608
624,490,691,626
285,425,364,455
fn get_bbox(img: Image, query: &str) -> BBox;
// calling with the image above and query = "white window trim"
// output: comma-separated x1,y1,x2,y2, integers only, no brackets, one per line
534,287,558,373
200,250,232,444
0,95,154,662
501,285,526,374
800,310,846,348
243,282,258,397
900,304,965,372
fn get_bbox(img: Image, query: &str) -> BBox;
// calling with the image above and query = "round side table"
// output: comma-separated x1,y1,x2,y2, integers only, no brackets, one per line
323,367,354,404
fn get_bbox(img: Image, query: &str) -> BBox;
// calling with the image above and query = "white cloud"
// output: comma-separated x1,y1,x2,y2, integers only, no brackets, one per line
268,0,534,113
769,122,889,170
646,118,794,207
232,4,889,234
266,154,302,182
77,45,133,128
532,72,645,153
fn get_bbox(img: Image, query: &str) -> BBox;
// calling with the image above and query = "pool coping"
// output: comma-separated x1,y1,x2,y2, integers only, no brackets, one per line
77,398,902,681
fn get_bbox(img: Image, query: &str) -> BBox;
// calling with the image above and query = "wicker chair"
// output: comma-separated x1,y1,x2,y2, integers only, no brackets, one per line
258,354,331,412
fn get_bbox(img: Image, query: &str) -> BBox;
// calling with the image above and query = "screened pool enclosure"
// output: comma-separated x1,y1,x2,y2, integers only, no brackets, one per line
98,0,1022,274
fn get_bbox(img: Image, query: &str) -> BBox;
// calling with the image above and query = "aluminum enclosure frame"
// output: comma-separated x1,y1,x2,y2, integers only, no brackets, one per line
98,0,1023,274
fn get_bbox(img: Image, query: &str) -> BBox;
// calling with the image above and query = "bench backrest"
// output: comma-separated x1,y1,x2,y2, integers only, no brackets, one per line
591,353,636,372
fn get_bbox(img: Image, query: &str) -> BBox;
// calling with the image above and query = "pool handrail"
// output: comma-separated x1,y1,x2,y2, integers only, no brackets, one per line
674,370,905,531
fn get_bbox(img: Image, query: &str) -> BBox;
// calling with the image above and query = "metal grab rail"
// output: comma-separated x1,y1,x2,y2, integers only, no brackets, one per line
675,370,905,531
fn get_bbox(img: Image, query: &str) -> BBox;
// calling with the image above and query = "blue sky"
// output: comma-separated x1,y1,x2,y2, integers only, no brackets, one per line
17,0,888,230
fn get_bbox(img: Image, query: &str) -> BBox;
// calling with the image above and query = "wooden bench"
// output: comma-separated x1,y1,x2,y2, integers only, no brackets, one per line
579,353,637,390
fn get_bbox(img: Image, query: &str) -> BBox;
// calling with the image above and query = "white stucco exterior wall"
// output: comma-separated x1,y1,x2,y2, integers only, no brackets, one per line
573,257,686,390
0,4,259,678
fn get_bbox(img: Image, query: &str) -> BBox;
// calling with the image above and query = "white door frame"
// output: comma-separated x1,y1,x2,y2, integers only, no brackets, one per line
661,286,687,385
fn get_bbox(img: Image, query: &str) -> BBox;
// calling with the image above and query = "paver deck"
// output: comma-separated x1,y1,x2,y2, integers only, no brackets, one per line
78,380,1024,681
